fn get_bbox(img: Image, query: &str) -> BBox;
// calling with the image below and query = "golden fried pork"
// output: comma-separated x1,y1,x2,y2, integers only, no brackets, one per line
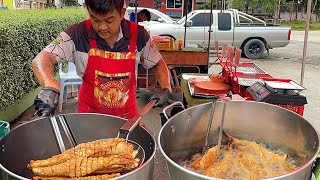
28,138,140,179
187,132,296,180
33,173,120,180
191,146,218,169
28,138,135,169
31,155,139,177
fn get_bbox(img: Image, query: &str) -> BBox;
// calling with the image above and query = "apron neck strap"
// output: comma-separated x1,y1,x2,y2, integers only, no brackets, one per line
129,22,138,53
85,19,98,49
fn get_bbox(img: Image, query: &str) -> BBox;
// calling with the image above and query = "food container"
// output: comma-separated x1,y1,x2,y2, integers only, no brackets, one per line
152,36,174,51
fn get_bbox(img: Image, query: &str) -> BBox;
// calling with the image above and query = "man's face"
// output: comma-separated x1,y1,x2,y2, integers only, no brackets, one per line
137,13,148,22
88,8,125,41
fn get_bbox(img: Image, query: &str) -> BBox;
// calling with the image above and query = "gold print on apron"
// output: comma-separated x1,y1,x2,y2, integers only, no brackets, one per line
94,71,131,108
88,49,137,60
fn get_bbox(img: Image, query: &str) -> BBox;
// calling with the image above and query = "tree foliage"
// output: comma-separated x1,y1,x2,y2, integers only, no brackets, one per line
197,0,219,10
231,0,286,13
231,0,320,21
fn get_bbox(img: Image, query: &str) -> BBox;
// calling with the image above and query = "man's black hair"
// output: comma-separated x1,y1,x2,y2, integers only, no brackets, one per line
139,9,151,21
85,0,124,15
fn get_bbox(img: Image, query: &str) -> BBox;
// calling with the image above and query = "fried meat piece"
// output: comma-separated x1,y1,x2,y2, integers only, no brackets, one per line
224,131,293,177
31,155,139,177
191,132,295,180
92,164,138,174
32,173,120,180
28,138,135,168
202,147,233,178
191,146,219,170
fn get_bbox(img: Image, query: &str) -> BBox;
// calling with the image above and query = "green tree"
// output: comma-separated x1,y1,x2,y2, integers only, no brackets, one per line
296,0,320,22
197,0,219,10
231,0,285,13
311,0,320,21
230,0,247,12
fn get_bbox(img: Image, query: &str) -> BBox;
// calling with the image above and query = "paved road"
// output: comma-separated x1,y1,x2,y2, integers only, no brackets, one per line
264,31,320,66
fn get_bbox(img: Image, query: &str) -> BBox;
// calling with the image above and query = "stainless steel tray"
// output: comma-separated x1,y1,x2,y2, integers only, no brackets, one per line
264,80,305,90
236,66,266,74
238,78,265,87
236,62,267,74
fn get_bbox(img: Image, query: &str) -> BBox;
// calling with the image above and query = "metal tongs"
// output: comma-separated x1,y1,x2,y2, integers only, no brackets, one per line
49,114,77,153
48,99,157,153
202,101,227,157
35,109,76,153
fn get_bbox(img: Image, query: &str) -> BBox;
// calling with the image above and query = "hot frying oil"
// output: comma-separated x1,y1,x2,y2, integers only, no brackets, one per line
179,140,303,180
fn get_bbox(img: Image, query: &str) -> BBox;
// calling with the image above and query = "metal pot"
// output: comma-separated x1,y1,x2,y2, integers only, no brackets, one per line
158,101,320,180
0,113,156,180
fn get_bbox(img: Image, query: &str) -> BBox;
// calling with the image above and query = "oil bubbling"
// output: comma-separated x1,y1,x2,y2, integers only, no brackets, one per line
179,141,301,180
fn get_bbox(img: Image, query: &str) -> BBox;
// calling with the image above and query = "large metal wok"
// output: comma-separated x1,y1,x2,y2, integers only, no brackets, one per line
0,113,156,180
158,101,320,180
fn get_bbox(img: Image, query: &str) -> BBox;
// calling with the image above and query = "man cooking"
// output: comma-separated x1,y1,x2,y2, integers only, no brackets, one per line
32,0,171,119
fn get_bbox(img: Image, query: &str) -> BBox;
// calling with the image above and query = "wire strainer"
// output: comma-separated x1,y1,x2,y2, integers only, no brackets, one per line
115,99,157,165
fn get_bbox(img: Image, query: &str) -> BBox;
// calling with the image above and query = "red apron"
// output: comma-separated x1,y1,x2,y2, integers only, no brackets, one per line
78,20,138,119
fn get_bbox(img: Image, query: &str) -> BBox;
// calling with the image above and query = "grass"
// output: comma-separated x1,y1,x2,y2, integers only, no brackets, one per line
276,20,320,31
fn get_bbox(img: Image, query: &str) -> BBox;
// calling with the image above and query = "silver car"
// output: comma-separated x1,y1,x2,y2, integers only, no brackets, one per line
145,9,291,59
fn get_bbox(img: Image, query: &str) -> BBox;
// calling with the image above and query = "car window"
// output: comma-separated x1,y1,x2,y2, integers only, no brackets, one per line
177,11,195,24
150,14,161,21
218,13,232,31
190,13,213,27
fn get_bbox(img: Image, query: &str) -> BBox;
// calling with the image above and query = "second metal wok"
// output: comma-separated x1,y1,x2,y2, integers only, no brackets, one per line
158,101,319,180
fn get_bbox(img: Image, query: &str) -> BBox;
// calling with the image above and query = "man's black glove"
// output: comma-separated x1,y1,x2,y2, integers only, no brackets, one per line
149,88,171,107
34,87,60,117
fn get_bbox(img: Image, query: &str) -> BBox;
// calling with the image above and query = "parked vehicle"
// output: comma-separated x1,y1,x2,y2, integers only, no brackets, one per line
126,7,176,26
145,9,291,59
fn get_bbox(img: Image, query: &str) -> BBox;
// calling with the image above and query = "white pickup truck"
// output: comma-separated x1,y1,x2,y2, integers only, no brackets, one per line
145,9,291,59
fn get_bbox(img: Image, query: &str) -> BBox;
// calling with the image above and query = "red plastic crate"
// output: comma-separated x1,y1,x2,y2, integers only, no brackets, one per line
220,61,271,87
231,82,247,97
245,95,305,116
231,73,272,97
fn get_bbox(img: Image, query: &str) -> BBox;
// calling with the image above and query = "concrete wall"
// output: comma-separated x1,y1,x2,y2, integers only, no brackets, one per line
280,12,319,22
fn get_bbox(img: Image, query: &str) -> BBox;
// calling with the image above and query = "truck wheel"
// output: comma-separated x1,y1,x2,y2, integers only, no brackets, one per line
243,39,265,59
